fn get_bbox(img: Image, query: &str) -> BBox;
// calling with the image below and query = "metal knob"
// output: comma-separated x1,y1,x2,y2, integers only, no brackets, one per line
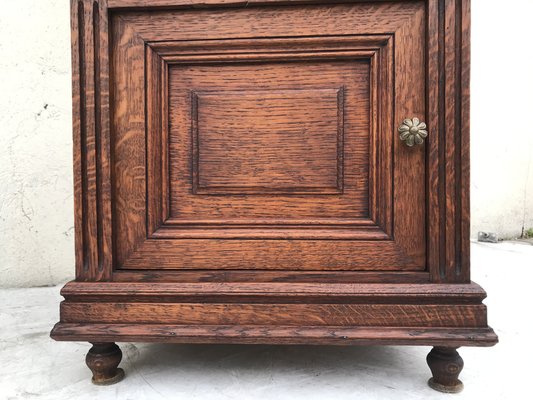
398,118,428,147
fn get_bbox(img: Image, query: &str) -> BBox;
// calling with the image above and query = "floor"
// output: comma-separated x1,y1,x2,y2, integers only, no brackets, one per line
1,241,531,400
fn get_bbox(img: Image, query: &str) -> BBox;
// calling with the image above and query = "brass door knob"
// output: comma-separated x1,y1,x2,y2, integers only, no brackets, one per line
398,118,428,147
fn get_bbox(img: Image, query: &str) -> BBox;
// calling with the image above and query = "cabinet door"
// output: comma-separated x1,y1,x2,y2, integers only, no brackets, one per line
108,2,427,273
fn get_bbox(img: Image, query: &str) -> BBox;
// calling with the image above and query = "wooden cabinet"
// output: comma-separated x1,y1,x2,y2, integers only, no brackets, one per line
51,0,497,391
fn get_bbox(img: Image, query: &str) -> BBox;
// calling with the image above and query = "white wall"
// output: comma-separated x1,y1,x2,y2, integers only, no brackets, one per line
1,0,532,288
0,0,74,287
471,0,533,239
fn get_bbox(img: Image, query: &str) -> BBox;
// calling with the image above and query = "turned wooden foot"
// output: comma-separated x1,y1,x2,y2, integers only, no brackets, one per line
426,347,464,393
85,342,125,385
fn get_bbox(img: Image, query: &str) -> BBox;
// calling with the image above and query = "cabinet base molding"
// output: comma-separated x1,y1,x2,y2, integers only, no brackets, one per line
51,280,496,388
53,324,497,347
52,281,497,346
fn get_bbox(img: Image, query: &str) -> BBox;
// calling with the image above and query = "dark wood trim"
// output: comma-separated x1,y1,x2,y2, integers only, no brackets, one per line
144,35,394,241
60,280,488,304
459,0,471,283
112,270,431,283
59,302,488,326
107,0,410,10
427,0,442,282
56,280,493,335
52,324,498,347
72,0,113,281
427,0,470,283
145,44,165,236
119,239,425,271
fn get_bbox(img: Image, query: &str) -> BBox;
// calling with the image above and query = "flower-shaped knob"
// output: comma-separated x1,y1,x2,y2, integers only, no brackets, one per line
398,118,428,147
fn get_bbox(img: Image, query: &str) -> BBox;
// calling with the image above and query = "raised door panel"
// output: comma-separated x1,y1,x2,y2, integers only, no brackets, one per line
191,88,344,196
166,48,369,221
110,2,426,272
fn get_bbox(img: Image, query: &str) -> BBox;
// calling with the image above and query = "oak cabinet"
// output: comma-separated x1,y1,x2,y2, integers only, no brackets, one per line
51,0,497,391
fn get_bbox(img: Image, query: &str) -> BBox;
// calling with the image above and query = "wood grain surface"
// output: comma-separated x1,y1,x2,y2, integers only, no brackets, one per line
110,2,426,271
169,60,368,213
191,88,344,195
107,0,409,9
68,0,473,281
111,270,431,284
70,1,476,280
51,323,498,347
61,302,487,327
59,0,497,351
59,281,489,303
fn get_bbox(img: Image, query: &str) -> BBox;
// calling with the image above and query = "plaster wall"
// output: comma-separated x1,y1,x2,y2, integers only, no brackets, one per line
470,0,533,239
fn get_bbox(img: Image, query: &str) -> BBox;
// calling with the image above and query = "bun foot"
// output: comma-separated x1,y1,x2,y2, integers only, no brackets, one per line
86,342,125,385
426,347,464,393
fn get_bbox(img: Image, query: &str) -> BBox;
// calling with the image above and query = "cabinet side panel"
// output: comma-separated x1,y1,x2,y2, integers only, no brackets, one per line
428,0,470,283
460,0,471,283
444,0,470,283
71,0,113,281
